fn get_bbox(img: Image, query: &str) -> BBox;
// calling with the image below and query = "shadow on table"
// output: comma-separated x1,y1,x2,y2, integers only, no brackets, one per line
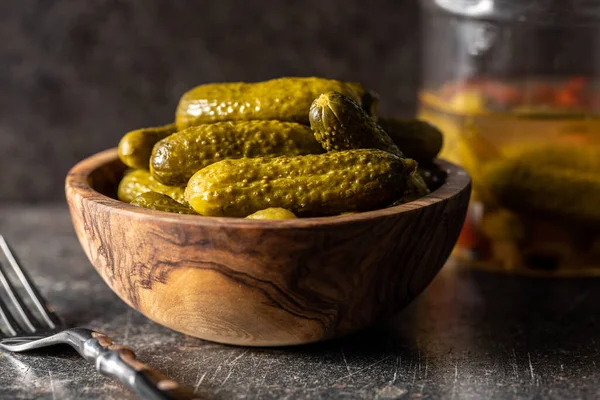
273,265,600,372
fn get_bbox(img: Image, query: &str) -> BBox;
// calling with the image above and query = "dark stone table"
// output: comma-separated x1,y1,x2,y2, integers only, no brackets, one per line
0,204,598,399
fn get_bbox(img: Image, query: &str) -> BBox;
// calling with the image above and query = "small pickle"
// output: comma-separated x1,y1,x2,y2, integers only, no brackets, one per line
176,77,361,129
401,174,430,202
309,92,400,155
484,159,600,224
246,208,297,220
309,92,430,202
150,120,323,186
377,117,443,162
118,123,177,169
345,82,380,119
185,149,417,217
117,169,186,204
480,209,526,242
503,144,600,173
131,192,197,215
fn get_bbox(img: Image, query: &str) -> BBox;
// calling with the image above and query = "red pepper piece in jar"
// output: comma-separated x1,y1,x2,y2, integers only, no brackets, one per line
555,89,578,107
555,76,588,108
457,208,484,250
529,83,555,106
481,81,523,107
564,76,587,92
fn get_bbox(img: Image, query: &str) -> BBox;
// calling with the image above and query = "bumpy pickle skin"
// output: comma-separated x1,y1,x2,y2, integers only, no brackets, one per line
117,169,187,204
245,208,297,220
131,192,198,215
345,82,380,119
118,123,177,169
176,77,361,129
185,149,417,217
309,92,430,202
309,92,400,155
150,120,324,186
377,117,443,162
483,159,600,224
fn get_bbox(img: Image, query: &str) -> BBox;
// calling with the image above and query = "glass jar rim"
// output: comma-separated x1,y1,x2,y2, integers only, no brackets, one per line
421,0,600,25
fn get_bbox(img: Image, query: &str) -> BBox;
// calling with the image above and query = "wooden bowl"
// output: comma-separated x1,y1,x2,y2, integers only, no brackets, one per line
65,148,471,346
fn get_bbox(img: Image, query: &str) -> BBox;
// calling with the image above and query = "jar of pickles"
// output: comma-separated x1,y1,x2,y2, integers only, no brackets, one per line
418,0,600,274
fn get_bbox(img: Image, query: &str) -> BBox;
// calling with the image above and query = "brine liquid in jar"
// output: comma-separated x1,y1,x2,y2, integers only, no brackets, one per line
419,0,600,274
418,78,600,274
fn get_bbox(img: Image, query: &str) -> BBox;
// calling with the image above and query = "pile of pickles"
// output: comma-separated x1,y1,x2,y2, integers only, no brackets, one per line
117,77,444,219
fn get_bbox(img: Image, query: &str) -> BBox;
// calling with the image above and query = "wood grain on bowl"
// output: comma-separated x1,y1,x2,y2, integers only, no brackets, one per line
66,148,471,346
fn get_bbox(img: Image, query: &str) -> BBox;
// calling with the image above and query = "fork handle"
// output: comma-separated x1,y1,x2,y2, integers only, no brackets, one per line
87,332,200,400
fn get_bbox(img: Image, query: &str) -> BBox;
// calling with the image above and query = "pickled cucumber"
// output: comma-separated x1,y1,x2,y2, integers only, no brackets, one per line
118,123,177,169
345,82,379,118
398,177,431,203
480,209,526,242
504,144,600,172
131,192,197,215
151,120,324,186
117,169,186,204
246,208,297,219
309,92,430,202
185,149,416,217
484,159,600,224
176,77,361,129
377,118,443,162
309,92,400,155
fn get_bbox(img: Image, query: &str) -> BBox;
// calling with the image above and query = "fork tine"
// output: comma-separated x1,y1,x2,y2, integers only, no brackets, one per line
0,257,38,333
0,292,28,337
0,236,60,330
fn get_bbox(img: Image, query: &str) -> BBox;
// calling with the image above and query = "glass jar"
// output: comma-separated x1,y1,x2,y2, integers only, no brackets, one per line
418,0,600,275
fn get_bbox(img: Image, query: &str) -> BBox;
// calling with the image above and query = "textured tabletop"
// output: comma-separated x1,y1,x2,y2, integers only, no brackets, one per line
0,204,598,399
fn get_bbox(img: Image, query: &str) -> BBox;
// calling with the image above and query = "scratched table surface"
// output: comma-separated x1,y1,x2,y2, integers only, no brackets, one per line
0,204,599,400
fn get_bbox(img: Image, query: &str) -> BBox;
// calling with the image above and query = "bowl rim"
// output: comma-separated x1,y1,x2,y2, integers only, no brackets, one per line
66,148,471,229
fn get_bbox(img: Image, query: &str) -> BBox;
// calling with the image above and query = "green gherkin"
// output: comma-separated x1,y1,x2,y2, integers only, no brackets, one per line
131,192,198,215
309,92,399,154
176,77,361,129
150,120,324,186
117,169,186,204
377,117,443,162
507,144,600,172
118,123,177,169
185,149,416,217
246,208,297,220
401,173,430,202
484,158,600,224
309,92,430,201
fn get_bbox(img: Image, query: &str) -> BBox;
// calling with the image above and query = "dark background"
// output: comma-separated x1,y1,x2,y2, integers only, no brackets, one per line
1,0,421,203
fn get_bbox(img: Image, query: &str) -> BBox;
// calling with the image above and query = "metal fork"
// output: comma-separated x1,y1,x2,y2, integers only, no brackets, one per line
0,235,199,400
